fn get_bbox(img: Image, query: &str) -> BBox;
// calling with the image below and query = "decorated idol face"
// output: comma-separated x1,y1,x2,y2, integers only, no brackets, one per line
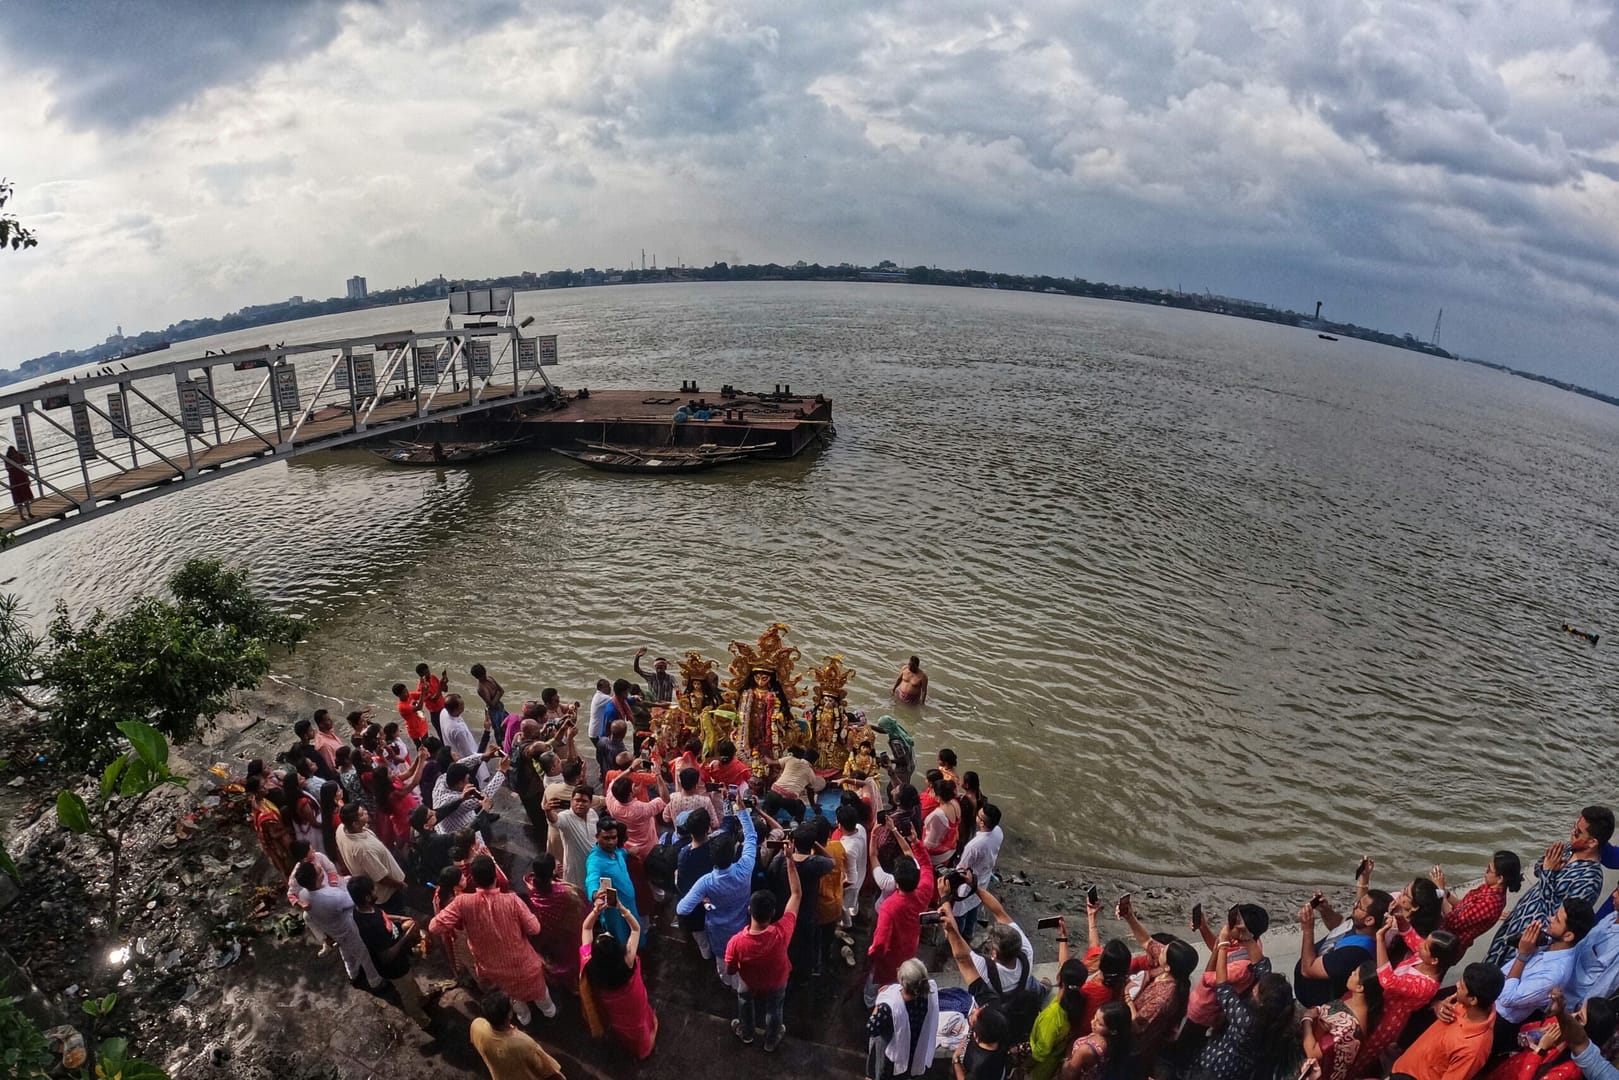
820,693,840,710
752,671,771,690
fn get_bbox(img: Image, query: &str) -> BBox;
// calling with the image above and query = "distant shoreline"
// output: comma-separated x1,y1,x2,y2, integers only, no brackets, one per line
9,265,1611,412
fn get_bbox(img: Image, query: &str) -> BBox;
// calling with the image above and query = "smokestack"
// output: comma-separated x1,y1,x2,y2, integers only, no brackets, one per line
1314,301,1323,320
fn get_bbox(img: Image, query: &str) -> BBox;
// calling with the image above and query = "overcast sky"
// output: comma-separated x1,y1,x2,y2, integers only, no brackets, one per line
3,0,1618,389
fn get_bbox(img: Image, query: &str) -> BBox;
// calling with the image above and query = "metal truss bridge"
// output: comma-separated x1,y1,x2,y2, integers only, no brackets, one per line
0,288,559,548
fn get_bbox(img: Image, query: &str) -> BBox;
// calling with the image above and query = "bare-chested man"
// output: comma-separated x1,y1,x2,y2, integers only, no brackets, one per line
891,655,928,705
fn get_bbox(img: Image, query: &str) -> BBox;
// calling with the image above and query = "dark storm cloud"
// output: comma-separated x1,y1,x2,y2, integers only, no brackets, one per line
0,0,349,130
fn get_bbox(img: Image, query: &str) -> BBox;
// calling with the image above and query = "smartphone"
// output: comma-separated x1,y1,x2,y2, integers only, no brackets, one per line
919,911,944,926
876,809,891,826
1355,856,1372,880
1086,884,1099,906
705,782,723,793
1228,904,1243,931
1036,915,1063,931
1190,902,1203,929
1309,892,1326,909
600,885,618,908
1117,892,1133,912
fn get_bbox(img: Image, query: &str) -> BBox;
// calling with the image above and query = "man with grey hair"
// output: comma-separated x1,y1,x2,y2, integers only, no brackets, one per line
866,957,939,1078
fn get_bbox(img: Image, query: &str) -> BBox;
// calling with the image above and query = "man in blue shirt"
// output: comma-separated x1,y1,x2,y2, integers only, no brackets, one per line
1487,806,1613,966
1496,899,1597,1035
1568,884,1619,1006
585,817,639,945
677,793,758,991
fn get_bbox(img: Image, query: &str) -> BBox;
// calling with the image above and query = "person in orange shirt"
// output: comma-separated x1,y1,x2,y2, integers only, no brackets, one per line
392,682,428,744
415,663,447,735
1390,961,1506,1080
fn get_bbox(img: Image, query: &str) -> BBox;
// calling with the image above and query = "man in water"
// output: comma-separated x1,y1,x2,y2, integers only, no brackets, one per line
892,655,928,705
633,647,676,704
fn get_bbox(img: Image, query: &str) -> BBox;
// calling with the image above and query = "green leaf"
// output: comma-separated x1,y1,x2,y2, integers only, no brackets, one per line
55,790,90,834
119,758,155,798
115,720,167,770
101,755,130,804
82,999,99,1016
101,992,117,1012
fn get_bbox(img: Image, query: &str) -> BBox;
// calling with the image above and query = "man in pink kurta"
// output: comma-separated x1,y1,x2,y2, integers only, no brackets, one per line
428,855,557,1024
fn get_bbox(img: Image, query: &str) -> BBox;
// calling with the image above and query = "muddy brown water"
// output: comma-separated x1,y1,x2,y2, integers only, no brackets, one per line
3,281,1615,896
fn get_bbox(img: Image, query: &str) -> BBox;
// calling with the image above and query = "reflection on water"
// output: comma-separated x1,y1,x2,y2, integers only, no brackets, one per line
5,282,1617,887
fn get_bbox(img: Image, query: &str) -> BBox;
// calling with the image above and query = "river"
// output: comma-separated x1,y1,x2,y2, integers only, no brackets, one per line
3,281,1614,891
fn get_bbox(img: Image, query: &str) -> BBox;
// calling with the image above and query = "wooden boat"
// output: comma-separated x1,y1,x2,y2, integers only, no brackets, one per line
1318,334,1339,341
553,442,757,473
374,439,522,465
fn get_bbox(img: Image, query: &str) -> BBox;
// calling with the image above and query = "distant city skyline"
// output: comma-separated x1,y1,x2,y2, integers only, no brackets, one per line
2,0,1617,393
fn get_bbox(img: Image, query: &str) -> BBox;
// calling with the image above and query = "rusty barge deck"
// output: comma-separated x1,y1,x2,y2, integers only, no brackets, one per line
404,387,834,459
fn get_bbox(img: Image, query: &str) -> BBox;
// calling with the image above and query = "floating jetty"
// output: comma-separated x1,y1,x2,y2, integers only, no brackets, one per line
404,385,834,461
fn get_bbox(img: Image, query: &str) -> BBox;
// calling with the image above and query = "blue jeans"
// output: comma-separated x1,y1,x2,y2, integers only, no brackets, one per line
738,986,786,1039
955,904,980,942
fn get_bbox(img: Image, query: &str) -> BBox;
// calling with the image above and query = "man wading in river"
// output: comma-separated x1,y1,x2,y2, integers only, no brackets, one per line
892,655,928,705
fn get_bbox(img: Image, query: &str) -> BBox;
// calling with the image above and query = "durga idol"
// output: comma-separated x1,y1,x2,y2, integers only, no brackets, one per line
736,666,802,770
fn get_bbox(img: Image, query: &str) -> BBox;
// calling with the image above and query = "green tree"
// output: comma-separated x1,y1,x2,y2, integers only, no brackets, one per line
40,558,299,770
0,179,36,252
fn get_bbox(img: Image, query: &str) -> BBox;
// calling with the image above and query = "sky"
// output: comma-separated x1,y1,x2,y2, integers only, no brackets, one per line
2,0,1618,389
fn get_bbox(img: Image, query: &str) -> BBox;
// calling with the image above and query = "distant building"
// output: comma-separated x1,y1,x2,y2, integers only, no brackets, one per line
346,276,368,300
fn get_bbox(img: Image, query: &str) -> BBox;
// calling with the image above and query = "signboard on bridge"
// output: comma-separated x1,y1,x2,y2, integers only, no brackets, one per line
107,392,128,436
11,417,31,459
352,356,377,397
516,338,537,370
70,402,96,460
334,359,351,391
538,334,558,366
274,366,299,414
468,339,492,377
415,346,441,386
176,378,209,434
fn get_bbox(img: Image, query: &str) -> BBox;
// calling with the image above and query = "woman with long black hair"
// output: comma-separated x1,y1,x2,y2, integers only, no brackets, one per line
1062,1000,1134,1080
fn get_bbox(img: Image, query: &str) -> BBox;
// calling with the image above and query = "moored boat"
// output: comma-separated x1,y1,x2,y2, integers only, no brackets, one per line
553,442,759,474
374,439,523,465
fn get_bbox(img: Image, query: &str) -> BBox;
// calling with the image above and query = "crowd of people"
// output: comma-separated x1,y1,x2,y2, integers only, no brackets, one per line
239,656,1619,1080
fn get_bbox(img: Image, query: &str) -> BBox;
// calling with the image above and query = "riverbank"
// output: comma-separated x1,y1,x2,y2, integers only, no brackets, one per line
0,676,1500,1078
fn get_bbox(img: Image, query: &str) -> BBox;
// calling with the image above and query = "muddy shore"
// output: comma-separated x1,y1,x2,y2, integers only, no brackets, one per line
0,680,1325,1078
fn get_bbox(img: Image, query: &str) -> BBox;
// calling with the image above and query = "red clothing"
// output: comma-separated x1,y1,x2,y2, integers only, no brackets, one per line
702,758,753,790
418,674,446,719
523,875,586,994
372,779,418,852
1442,884,1507,949
1352,962,1439,1074
429,886,549,1003
581,943,656,1058
604,769,659,801
1078,946,1153,1035
397,695,427,742
1480,1019,1581,1080
726,910,797,993
868,874,937,986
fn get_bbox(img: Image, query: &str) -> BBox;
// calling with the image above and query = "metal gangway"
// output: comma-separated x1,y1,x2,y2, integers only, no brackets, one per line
0,288,559,547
